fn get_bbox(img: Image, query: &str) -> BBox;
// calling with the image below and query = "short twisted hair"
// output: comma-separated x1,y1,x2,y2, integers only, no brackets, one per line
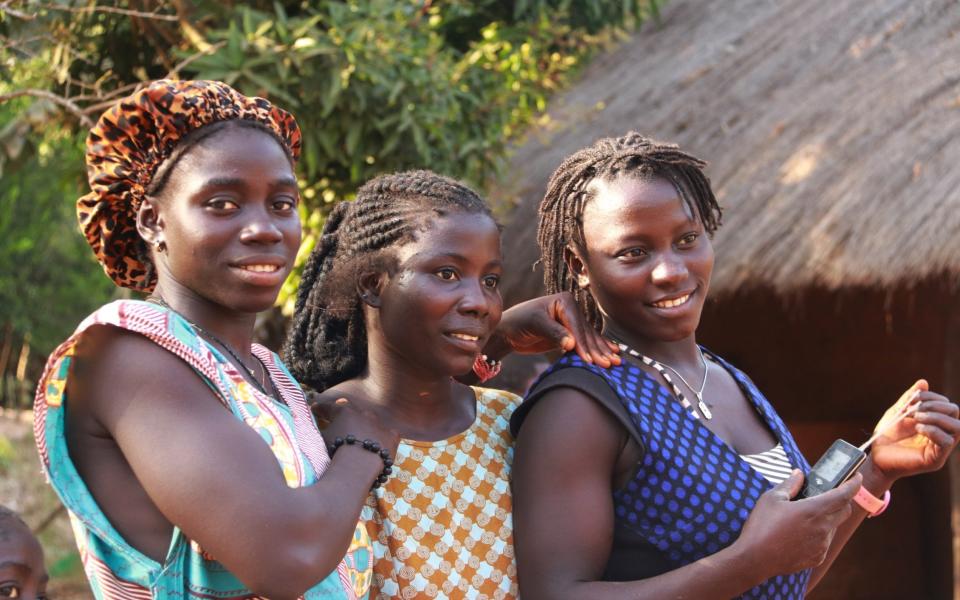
284,170,492,391
537,132,721,329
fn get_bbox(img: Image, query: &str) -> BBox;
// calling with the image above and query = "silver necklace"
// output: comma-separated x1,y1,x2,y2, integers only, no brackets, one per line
147,296,274,398
612,338,713,420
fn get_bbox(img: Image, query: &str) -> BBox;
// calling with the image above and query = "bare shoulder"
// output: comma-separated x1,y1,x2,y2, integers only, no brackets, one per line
307,379,368,426
70,324,224,430
516,386,628,476
310,380,367,405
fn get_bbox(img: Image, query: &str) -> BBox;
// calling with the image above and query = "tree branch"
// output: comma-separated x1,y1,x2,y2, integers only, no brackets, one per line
0,89,94,127
0,0,35,20
166,40,226,77
32,2,180,21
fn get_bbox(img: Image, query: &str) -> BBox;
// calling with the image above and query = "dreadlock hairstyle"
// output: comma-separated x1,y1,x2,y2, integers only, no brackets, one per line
284,169,493,392
537,131,722,330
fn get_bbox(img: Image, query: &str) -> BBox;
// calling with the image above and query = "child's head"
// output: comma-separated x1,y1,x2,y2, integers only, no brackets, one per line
537,132,722,339
285,170,499,391
0,507,47,599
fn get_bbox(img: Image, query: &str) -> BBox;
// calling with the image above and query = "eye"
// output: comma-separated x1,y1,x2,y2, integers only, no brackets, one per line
0,584,21,598
206,197,239,211
678,232,699,246
435,267,459,281
618,247,648,260
272,195,298,212
482,275,500,289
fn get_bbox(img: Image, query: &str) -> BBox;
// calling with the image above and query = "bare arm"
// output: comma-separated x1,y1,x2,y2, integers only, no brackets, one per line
78,328,387,599
807,387,960,591
512,387,861,600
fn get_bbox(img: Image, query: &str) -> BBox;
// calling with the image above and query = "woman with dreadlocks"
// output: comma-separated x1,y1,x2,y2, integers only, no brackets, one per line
284,169,619,600
509,132,960,599
34,80,391,599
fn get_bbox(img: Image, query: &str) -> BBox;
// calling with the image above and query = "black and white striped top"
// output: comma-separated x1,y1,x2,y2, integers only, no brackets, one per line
740,443,793,485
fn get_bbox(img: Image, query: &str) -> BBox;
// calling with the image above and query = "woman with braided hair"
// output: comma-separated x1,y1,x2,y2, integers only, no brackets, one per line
509,132,960,599
284,169,619,599
34,80,394,599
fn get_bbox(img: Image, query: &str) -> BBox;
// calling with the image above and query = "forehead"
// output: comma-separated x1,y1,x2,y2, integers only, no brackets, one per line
169,126,294,185
0,521,45,574
581,176,696,243
395,211,501,264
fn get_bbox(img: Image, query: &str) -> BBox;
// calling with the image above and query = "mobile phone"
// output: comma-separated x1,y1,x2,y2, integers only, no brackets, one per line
799,439,867,498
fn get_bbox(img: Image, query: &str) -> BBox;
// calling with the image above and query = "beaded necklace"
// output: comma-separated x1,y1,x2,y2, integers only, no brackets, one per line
610,337,713,420
147,296,276,399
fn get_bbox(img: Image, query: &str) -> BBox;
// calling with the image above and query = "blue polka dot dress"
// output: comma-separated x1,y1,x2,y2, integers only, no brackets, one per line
519,351,812,599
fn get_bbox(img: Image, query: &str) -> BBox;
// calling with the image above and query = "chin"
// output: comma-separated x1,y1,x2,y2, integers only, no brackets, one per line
653,321,700,342
224,293,280,315
448,358,478,380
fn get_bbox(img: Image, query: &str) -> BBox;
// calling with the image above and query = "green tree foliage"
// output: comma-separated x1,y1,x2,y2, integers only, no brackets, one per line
0,0,660,357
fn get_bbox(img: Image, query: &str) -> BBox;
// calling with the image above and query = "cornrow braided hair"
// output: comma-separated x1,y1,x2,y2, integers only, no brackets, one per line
537,131,722,329
284,169,492,392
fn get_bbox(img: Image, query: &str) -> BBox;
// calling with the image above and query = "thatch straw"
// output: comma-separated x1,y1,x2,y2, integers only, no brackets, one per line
496,0,960,302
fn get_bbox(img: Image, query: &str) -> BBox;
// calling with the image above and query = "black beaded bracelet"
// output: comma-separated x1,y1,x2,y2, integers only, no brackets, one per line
327,434,394,489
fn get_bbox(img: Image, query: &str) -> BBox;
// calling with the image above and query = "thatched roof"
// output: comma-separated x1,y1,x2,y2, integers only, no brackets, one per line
496,0,960,304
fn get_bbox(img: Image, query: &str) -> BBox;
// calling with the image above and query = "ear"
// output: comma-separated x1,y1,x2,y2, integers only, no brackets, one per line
136,197,165,249
356,270,386,308
563,245,590,289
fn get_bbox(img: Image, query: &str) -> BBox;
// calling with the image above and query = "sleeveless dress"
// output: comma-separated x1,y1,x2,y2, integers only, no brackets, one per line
361,387,519,600
510,351,813,599
33,300,372,599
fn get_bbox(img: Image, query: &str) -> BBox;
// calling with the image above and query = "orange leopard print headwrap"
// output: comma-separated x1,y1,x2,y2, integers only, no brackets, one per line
77,79,302,292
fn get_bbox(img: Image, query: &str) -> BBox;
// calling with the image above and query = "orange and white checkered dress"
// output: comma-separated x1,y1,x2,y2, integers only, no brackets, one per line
361,387,520,600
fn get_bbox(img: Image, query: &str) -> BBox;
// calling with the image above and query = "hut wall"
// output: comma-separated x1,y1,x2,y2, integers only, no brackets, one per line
698,280,954,599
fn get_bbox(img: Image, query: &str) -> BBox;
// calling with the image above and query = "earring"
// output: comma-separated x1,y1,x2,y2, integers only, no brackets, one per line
155,240,166,253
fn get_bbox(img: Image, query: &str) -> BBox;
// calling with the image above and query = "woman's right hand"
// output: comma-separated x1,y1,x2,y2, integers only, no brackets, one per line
735,470,860,578
314,397,400,458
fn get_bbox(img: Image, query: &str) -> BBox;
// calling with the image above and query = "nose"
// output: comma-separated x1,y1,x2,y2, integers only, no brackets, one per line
457,279,492,317
650,252,688,286
240,205,283,245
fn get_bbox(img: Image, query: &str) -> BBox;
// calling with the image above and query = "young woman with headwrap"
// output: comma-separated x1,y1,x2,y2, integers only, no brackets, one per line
33,80,391,599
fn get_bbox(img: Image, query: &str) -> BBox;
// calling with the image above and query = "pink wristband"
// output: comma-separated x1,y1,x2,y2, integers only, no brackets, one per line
853,486,890,517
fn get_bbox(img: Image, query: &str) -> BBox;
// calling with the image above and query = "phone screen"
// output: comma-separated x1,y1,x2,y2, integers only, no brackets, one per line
817,449,851,481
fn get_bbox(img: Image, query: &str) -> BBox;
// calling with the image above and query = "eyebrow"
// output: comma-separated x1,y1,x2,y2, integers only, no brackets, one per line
435,252,502,266
200,176,298,189
0,560,26,569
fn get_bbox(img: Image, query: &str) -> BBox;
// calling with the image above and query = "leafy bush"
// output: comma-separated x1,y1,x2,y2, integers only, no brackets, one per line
0,0,661,347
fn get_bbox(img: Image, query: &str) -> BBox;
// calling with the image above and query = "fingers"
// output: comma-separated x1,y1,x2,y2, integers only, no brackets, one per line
800,473,861,508
800,474,859,525
770,469,804,501
917,397,958,416
553,295,615,367
914,400,960,445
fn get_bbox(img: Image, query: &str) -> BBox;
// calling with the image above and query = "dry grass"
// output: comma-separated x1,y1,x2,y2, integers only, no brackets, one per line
496,0,960,303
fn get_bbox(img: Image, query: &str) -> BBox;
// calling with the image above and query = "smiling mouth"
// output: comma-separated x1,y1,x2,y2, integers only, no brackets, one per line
238,264,281,273
649,291,693,309
449,332,480,342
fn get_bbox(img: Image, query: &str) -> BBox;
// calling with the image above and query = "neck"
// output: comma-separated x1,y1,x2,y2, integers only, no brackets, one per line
151,280,257,356
355,337,473,441
602,320,701,368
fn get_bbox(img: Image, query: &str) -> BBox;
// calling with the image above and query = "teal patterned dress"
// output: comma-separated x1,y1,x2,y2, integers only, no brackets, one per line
34,300,372,599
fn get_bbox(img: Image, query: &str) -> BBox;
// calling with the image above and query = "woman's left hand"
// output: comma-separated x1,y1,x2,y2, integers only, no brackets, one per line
870,379,960,482
488,292,620,367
